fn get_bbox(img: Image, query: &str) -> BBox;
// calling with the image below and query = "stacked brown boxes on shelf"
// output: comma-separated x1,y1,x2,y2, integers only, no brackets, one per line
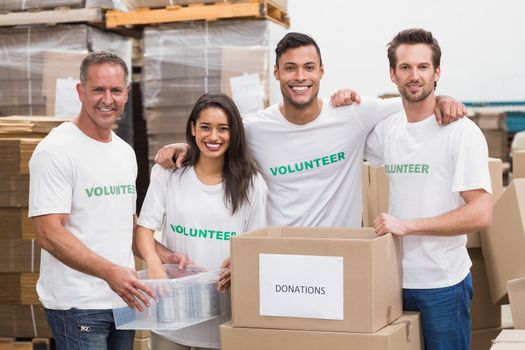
0,25,131,118
471,113,508,160
0,116,69,338
362,158,508,350
142,19,285,167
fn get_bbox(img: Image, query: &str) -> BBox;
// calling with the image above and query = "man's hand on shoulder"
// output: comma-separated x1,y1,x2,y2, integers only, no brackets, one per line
154,143,190,169
330,88,362,107
435,96,468,125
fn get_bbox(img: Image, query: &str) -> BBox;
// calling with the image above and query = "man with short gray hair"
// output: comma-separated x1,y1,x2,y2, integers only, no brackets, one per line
29,51,153,349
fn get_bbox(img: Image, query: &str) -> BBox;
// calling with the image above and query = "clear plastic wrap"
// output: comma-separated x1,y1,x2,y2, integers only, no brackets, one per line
0,0,123,11
0,24,132,117
142,19,286,162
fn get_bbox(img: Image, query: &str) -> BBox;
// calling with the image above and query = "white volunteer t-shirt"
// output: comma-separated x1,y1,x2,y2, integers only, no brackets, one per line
366,114,492,288
243,96,401,227
138,165,267,349
28,122,137,309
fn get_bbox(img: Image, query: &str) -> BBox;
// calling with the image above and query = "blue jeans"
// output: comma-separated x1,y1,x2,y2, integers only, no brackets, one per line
403,273,473,350
45,308,135,350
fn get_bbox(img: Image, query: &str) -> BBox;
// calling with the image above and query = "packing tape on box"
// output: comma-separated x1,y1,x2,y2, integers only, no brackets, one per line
30,304,38,337
492,340,525,345
392,318,412,343
31,239,35,273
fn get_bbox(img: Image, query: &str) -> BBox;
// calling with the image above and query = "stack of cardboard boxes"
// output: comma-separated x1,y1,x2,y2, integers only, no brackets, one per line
0,116,69,338
471,113,508,160
363,158,511,349
222,226,423,349
0,25,131,117
142,19,285,166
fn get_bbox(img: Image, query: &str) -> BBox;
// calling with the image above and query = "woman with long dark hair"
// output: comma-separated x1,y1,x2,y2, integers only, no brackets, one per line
134,93,267,349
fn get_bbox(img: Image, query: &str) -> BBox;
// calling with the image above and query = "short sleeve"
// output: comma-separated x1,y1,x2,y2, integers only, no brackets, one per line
451,121,492,194
353,97,403,133
137,164,171,231
365,126,385,166
28,149,73,217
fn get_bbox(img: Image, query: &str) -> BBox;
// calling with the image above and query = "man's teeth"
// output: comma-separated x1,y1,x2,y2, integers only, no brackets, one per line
292,86,308,92
99,107,113,112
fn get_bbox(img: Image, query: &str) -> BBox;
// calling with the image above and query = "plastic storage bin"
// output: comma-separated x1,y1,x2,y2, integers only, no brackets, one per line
113,264,228,330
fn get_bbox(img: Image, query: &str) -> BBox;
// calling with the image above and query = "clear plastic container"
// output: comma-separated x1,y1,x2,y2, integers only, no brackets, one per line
113,264,228,330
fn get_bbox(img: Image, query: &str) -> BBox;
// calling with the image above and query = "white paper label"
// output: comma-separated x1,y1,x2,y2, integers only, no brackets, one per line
230,73,264,116
259,253,344,320
55,78,81,117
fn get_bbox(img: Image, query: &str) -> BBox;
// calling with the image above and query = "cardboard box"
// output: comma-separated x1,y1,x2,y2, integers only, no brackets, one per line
507,277,525,329
0,208,34,240
363,159,502,247
362,163,389,227
472,327,508,350
133,337,149,350
42,51,87,116
231,227,402,333
514,151,525,179
221,312,422,350
481,179,525,305
0,239,41,273
490,329,525,349
469,248,502,330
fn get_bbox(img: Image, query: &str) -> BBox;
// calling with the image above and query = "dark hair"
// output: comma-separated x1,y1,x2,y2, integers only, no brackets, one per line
184,93,258,214
80,51,129,85
387,28,441,70
275,32,322,67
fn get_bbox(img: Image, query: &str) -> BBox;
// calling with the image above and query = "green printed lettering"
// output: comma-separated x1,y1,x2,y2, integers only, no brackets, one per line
415,164,421,173
103,186,110,195
322,156,330,166
287,164,295,173
208,230,215,239
313,158,321,167
128,185,135,194
176,225,184,234
231,232,237,237
85,188,94,197
278,166,287,175
224,232,231,240
337,152,345,161
304,160,314,170
169,224,177,232
216,231,223,240
94,187,103,196
295,162,304,171
270,167,278,176
329,154,337,163
198,229,207,238
422,164,429,173
409,164,415,173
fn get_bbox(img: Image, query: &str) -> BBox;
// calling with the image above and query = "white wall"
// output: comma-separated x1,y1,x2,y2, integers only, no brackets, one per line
285,0,525,102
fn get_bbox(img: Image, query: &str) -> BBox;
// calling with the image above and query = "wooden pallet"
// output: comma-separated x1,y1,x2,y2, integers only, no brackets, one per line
106,0,289,28
0,7,104,27
0,338,50,350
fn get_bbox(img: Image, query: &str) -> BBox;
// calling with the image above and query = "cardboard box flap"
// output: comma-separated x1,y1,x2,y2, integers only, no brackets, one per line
491,330,525,349
482,178,525,304
507,277,525,329
237,226,380,240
